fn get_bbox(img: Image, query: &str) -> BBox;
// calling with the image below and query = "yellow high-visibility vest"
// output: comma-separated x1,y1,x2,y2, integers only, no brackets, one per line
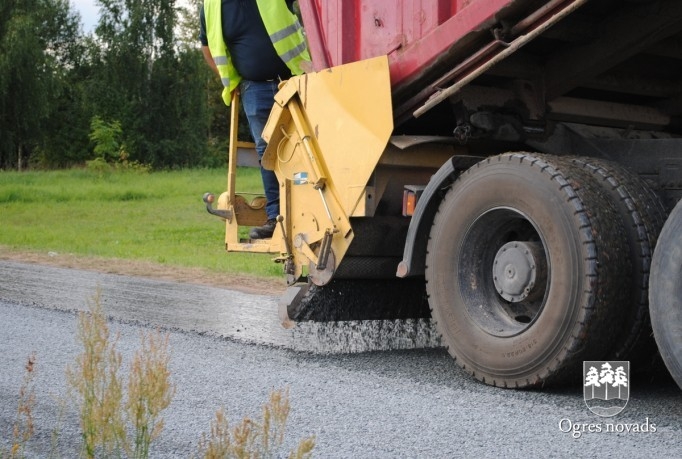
204,0,311,106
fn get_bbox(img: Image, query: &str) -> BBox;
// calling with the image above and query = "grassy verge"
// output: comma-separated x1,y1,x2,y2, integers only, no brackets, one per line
0,168,282,280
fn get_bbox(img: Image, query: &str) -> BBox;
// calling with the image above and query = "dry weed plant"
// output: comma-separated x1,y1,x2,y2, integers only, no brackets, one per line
126,331,175,459
198,388,315,459
66,290,126,458
2,290,313,459
48,397,68,459
66,290,174,459
2,353,38,459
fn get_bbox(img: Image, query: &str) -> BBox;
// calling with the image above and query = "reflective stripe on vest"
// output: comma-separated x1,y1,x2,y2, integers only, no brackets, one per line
204,0,237,105
256,0,311,76
204,0,311,106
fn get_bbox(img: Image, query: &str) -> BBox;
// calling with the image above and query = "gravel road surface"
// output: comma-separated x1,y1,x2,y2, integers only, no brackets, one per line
0,260,680,458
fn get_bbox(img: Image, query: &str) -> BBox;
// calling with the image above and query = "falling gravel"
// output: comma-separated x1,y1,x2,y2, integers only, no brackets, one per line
0,260,680,458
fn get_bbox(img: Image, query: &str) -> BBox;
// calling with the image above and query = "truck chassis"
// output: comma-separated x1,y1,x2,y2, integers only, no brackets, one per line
205,0,682,389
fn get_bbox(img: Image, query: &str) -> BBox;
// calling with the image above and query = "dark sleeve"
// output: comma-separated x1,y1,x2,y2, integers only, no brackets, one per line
286,0,296,14
198,6,208,46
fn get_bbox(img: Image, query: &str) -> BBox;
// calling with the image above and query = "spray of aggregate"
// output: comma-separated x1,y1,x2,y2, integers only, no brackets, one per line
0,260,441,354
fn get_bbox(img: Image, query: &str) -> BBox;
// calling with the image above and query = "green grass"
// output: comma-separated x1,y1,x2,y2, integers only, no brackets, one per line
0,167,283,278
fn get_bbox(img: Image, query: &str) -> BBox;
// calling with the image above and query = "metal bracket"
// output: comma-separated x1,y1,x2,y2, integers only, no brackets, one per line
202,192,232,220
316,229,334,271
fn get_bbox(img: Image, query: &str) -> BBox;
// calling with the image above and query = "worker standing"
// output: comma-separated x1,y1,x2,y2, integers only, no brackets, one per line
200,0,311,239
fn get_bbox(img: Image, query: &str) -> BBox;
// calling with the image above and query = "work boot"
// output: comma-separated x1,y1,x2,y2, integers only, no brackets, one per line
249,218,277,239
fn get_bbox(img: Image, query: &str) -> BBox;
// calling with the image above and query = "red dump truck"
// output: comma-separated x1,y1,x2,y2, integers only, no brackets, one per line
205,0,682,389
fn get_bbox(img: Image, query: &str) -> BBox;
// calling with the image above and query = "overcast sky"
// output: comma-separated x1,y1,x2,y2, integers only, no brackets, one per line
71,0,99,33
71,0,195,34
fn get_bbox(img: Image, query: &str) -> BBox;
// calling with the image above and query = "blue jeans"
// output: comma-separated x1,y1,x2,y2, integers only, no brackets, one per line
240,80,280,220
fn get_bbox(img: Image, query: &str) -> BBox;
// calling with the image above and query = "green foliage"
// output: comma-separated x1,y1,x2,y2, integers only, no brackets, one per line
89,116,124,161
0,0,85,170
85,157,112,176
0,0,230,170
87,0,212,169
0,0,50,169
86,116,152,175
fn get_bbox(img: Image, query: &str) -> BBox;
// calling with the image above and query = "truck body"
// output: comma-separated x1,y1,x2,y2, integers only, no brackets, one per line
204,0,682,389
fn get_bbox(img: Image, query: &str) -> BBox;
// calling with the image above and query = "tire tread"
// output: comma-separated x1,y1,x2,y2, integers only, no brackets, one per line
426,152,630,387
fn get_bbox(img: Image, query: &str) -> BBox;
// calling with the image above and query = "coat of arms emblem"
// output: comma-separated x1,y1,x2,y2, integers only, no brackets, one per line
584,361,630,417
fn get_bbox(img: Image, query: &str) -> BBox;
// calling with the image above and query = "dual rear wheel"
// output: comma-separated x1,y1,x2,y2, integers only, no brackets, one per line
425,153,666,388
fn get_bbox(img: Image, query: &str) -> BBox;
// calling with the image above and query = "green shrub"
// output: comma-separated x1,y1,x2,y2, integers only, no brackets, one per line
89,116,123,163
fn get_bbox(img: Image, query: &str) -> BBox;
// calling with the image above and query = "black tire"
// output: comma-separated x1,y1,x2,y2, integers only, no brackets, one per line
564,157,666,362
650,198,682,390
425,153,630,388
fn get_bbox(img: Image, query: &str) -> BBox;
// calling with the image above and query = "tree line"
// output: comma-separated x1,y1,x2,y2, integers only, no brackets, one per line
0,0,232,171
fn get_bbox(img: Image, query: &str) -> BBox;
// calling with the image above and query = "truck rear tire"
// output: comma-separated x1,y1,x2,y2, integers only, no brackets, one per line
649,198,682,390
565,157,666,363
425,153,630,388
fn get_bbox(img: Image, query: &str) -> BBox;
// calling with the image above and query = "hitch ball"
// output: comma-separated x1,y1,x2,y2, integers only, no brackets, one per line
203,192,215,204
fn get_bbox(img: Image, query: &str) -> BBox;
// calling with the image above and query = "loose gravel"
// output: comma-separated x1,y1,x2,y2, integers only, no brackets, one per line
0,261,680,458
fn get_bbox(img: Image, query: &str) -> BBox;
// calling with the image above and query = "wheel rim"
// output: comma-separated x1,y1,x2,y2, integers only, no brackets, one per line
458,207,549,337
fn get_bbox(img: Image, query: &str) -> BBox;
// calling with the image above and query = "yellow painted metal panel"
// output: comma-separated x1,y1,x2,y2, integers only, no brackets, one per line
261,56,393,283
263,56,393,214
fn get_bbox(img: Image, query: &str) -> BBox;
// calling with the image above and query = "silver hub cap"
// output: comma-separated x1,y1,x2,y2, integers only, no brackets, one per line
493,241,545,303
